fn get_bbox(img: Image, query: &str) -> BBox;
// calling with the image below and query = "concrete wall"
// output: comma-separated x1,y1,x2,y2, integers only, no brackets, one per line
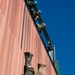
0,0,57,75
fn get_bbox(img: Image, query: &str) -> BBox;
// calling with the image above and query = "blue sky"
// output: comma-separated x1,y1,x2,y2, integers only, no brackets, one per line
37,0,75,75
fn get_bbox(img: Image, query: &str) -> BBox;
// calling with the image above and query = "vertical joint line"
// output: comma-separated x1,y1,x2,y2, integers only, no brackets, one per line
21,5,26,49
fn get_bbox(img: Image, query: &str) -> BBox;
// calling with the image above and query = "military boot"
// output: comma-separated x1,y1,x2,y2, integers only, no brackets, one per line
36,63,46,75
24,52,35,75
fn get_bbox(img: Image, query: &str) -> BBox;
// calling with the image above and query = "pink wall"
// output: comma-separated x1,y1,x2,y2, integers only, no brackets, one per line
0,0,57,75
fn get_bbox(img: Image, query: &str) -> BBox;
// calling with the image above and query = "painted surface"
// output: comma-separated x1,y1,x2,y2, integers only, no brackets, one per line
0,0,56,75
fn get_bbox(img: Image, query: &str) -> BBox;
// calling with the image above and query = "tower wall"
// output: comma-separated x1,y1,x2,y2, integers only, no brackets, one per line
0,0,57,75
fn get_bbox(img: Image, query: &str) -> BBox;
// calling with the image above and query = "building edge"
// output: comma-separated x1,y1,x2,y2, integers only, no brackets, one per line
24,1,58,75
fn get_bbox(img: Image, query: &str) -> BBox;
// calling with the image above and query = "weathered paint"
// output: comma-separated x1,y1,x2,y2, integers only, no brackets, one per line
0,0,57,75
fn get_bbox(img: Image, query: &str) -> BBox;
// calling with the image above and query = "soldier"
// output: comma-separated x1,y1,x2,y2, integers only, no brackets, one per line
27,0,38,9
24,52,35,75
30,9,41,20
36,23,46,33
36,63,46,75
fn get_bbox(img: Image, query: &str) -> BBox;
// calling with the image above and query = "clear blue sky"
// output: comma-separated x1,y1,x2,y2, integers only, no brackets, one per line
37,0,75,75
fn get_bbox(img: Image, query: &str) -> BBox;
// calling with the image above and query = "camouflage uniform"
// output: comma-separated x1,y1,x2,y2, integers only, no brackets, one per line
36,63,46,75
24,52,35,75
36,23,46,33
